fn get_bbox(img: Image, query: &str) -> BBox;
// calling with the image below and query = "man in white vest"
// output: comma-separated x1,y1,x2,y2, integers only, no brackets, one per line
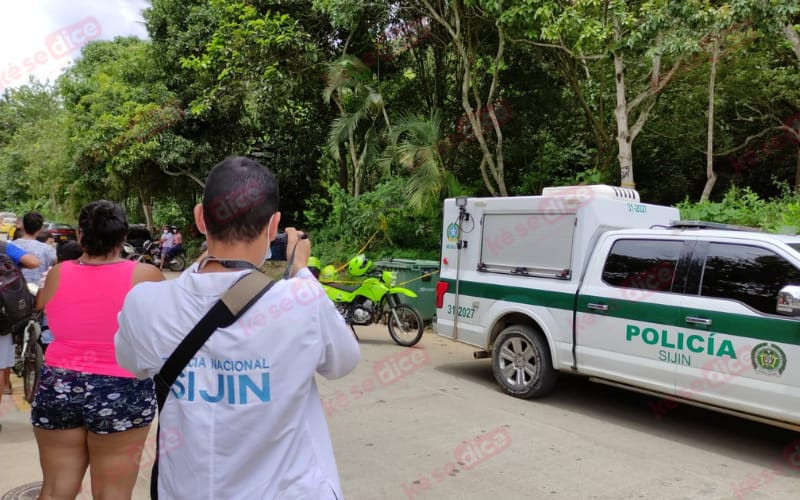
116,156,360,499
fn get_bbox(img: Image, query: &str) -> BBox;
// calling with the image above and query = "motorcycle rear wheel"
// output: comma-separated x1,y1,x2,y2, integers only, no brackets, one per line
23,343,42,403
168,255,186,272
387,304,424,347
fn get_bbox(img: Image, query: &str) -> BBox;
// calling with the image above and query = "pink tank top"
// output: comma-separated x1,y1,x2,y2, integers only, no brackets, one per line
45,260,138,377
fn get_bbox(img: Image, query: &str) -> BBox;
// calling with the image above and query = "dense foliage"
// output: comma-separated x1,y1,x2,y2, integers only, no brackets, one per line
0,0,798,261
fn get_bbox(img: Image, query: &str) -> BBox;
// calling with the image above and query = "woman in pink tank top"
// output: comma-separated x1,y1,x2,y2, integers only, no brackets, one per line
31,200,164,500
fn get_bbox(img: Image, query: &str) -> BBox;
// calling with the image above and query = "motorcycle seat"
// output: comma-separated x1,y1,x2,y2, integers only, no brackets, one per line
325,282,361,293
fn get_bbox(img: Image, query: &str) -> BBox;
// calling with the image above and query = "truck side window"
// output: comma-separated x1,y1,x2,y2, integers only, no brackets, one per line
700,243,800,315
602,240,683,292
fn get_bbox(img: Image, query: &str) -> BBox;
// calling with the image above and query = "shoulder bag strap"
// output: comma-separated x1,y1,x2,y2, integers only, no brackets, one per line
153,270,274,411
150,270,274,500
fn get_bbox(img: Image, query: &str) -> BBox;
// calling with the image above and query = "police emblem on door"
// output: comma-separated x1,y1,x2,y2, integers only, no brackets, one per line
751,343,787,376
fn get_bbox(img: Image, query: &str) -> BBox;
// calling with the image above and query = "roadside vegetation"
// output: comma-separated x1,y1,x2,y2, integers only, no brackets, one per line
1,1,799,263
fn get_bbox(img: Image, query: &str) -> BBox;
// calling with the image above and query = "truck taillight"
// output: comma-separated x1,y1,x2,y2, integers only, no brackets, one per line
435,281,449,308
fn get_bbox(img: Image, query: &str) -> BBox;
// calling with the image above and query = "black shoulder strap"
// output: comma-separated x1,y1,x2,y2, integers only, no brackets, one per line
153,270,274,410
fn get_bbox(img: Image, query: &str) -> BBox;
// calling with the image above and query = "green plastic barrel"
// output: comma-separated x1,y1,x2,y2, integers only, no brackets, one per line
374,258,440,321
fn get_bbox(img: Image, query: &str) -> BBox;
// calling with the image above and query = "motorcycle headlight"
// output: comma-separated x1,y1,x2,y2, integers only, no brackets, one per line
382,271,397,287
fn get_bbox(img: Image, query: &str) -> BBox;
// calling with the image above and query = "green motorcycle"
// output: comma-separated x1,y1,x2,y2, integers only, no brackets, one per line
316,254,424,347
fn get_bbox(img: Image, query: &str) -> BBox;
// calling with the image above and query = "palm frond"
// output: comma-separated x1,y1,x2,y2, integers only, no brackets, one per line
323,55,372,103
326,109,364,160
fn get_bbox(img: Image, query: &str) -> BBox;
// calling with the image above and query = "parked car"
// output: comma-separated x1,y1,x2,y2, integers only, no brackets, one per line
0,216,17,234
126,225,153,253
42,222,77,243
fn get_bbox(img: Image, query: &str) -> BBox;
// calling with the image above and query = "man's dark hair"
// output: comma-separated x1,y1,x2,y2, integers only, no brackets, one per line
36,230,52,243
23,212,44,235
202,156,279,243
57,240,83,262
78,200,129,257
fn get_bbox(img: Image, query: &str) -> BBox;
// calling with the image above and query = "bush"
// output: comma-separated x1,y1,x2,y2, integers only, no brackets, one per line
677,185,800,234
304,178,441,266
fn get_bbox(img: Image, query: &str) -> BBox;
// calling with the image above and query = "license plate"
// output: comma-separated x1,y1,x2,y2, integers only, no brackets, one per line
59,236,67,241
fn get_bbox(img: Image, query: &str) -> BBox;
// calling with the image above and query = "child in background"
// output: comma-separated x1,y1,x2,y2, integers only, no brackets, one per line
56,241,83,263
36,231,55,247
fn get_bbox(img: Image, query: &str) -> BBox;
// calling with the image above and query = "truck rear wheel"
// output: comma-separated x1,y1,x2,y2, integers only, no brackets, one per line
492,325,557,398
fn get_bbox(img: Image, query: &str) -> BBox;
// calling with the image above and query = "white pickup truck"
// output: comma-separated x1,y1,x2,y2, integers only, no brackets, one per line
435,185,800,430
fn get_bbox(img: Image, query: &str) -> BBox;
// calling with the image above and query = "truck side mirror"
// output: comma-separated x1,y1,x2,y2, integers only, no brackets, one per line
776,285,800,316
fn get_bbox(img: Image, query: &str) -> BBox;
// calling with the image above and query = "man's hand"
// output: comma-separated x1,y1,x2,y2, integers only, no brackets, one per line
285,227,310,277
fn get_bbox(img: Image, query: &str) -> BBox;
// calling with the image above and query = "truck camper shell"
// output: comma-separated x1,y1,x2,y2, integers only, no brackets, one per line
446,185,680,283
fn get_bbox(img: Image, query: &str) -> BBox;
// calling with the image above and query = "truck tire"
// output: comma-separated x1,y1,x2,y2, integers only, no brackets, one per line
492,325,558,399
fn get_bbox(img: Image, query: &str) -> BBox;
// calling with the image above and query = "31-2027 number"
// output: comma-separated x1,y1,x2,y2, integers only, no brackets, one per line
447,304,475,319
627,203,647,214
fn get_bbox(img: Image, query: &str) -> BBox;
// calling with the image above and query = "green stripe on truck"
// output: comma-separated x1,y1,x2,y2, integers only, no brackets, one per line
442,278,800,346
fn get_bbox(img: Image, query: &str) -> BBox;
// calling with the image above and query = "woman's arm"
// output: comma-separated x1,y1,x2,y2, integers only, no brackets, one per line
36,263,61,310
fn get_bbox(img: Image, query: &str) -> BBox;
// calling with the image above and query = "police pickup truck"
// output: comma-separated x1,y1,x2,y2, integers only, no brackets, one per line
435,185,800,430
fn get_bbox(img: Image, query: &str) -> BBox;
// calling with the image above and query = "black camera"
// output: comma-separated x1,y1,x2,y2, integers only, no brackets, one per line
267,231,308,261
268,233,288,261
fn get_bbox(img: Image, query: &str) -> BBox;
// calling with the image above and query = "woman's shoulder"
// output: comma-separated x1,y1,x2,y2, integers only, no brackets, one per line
132,262,165,285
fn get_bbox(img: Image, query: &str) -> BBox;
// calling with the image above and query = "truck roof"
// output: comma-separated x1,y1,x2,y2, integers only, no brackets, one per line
609,227,800,246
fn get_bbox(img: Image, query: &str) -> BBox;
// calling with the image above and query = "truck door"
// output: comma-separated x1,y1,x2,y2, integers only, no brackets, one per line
675,241,800,425
575,237,694,396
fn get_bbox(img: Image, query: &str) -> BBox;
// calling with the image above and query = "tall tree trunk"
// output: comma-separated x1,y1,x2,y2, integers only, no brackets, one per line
337,143,349,192
139,189,154,233
700,40,720,202
611,24,681,189
795,145,800,192
613,52,635,188
784,24,800,63
422,0,507,196
347,132,360,197
50,192,58,216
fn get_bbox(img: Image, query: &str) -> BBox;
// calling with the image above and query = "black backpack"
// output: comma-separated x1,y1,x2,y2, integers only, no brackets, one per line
0,254,34,336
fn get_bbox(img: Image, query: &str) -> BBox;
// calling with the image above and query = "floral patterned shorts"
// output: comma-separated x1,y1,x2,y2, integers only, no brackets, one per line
31,365,156,434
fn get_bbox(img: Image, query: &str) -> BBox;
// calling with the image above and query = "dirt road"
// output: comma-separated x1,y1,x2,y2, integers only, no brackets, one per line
2,325,798,499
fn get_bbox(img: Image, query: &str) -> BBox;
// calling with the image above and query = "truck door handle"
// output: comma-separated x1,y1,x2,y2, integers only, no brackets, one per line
587,303,608,312
685,316,712,326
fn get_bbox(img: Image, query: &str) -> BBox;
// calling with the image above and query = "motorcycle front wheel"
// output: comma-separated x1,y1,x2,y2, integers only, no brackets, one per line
387,304,424,347
23,343,42,403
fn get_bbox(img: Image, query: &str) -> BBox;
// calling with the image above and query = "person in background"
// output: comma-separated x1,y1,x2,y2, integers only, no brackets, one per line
0,241,41,421
56,241,83,263
167,225,183,260
13,212,57,289
12,213,58,365
158,225,174,271
36,230,55,247
31,200,163,498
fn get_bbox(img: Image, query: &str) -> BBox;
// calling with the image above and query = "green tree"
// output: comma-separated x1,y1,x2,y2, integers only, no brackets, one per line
381,110,462,211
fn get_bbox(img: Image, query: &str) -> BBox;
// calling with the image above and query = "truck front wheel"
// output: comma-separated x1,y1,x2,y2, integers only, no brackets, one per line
492,325,558,398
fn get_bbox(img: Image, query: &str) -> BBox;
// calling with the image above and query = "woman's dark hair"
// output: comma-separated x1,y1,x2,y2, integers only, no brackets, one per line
78,200,129,257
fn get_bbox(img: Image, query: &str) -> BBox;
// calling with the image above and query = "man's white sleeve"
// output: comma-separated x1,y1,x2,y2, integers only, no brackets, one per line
115,291,152,379
315,282,360,380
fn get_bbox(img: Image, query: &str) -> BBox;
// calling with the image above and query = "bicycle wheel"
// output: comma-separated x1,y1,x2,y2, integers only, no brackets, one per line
23,342,42,403
387,304,424,347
